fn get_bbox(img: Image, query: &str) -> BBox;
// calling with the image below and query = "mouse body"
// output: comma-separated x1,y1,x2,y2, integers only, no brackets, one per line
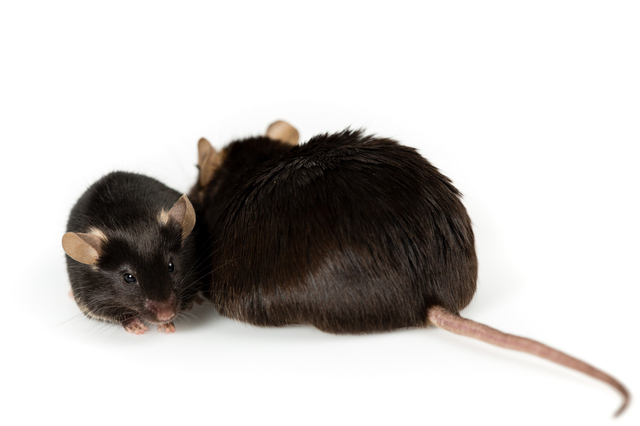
190,121,629,415
63,171,204,334
191,129,476,333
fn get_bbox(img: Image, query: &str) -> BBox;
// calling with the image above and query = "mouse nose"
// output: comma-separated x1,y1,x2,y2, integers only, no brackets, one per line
144,298,176,322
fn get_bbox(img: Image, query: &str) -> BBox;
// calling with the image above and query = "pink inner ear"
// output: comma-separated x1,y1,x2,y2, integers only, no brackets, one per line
266,120,299,145
198,137,215,166
169,199,186,222
167,195,196,239
62,232,104,265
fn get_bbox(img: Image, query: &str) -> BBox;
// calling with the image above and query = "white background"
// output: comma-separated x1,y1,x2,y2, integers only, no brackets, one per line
1,1,638,425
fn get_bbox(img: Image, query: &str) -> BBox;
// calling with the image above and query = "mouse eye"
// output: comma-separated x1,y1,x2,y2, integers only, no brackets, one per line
123,273,137,284
168,261,175,273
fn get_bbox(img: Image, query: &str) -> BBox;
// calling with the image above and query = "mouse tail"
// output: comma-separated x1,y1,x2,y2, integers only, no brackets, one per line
426,305,630,417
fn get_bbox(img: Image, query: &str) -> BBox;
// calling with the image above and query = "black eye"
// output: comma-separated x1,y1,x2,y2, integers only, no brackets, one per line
168,262,175,273
123,273,137,284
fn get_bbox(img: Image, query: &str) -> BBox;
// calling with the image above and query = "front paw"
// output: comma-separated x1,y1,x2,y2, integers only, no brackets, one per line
157,322,175,334
122,317,148,335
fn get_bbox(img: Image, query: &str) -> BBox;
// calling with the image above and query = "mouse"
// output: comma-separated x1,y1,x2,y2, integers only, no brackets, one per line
188,120,630,416
62,171,205,334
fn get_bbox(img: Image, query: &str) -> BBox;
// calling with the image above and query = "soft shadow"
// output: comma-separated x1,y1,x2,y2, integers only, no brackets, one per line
174,301,221,331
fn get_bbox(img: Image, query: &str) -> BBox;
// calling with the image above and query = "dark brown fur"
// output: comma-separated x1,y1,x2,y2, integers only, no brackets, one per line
64,172,206,333
191,129,477,333
190,127,629,415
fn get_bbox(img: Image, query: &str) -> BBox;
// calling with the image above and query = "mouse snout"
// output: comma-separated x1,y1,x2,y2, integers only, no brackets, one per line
144,296,177,323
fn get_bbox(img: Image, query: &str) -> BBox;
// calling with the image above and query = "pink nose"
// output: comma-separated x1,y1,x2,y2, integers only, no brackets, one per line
145,299,176,322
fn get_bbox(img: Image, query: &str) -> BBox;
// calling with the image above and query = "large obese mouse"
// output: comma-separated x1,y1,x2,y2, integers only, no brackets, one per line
62,171,205,334
189,121,630,415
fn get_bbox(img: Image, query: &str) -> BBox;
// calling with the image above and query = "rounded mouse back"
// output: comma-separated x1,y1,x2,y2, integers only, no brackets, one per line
191,128,477,333
189,122,628,415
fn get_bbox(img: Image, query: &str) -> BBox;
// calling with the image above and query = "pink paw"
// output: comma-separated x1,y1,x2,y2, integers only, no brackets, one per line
157,322,176,334
122,317,148,335
158,322,176,334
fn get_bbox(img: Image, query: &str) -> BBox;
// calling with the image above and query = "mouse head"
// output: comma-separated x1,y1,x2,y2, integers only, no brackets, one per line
62,195,197,325
192,120,300,195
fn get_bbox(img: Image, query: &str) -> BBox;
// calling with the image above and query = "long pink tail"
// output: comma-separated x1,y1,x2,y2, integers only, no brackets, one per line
426,305,630,417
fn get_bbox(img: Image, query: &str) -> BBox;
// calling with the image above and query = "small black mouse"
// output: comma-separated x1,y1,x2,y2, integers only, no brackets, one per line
189,121,630,416
62,171,205,334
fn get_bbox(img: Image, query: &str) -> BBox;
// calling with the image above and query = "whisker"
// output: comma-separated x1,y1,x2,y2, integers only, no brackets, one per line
54,313,87,328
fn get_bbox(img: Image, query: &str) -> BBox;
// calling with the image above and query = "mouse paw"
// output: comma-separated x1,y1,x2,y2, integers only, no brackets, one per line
157,322,175,334
122,317,148,335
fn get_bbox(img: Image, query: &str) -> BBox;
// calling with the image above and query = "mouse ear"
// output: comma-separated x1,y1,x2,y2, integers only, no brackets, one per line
266,120,299,146
62,232,105,265
198,137,224,187
168,194,196,240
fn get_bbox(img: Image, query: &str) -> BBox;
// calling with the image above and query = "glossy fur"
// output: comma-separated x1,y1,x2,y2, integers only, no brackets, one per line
189,126,629,414
190,130,477,334
65,172,205,331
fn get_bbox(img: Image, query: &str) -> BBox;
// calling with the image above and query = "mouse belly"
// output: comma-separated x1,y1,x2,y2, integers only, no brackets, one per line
208,245,477,334
210,278,431,334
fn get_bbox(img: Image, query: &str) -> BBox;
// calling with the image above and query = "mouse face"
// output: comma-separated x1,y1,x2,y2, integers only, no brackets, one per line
63,172,203,334
69,220,186,325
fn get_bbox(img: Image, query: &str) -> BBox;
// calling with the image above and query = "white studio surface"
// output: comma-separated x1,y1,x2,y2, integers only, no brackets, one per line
1,1,638,425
